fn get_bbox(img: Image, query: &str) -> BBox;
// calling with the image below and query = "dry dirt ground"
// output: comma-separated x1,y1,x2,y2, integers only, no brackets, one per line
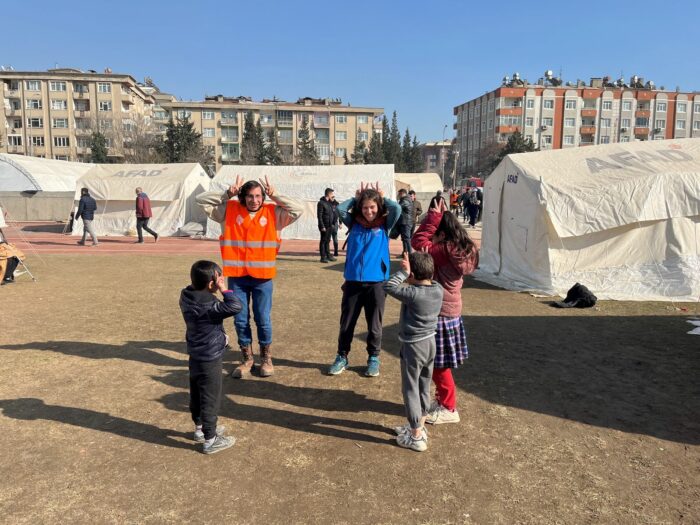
0,251,698,524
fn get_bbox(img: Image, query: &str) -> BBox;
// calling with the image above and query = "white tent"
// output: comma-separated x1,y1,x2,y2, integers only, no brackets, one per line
477,138,700,301
0,154,94,221
395,172,443,217
73,163,211,237
206,165,396,240
0,205,6,228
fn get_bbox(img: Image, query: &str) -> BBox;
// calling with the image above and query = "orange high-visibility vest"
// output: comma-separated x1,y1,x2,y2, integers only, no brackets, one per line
220,200,281,279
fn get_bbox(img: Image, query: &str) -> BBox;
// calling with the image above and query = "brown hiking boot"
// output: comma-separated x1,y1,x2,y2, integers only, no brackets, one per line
259,344,274,377
231,346,254,378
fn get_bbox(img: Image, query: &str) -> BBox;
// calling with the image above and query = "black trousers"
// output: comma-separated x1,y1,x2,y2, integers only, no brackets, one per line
319,228,332,259
337,281,386,358
3,257,19,281
400,223,413,255
330,226,339,256
136,217,157,241
189,357,223,440
467,204,479,227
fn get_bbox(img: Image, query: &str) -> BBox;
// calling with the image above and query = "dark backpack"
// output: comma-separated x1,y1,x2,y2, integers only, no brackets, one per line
468,191,479,205
552,283,597,308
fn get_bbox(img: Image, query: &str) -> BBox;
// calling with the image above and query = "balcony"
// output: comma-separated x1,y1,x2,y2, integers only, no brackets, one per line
634,127,650,135
221,153,240,162
221,136,238,143
7,145,24,153
313,113,330,128
581,109,597,118
495,125,520,134
73,90,88,98
580,126,596,135
276,119,293,127
580,141,595,146
76,146,91,154
75,128,92,135
635,110,650,118
121,93,135,104
496,107,523,116
220,118,238,126
6,108,21,116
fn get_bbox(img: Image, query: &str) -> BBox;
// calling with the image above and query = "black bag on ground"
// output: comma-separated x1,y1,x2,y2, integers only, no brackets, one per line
552,283,597,308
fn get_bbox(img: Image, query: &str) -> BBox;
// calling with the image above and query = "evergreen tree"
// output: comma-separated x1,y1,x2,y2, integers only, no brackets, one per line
409,136,423,172
366,132,385,164
296,116,318,165
264,127,283,165
381,115,390,162
400,128,412,172
385,111,402,168
240,111,260,164
254,119,267,164
89,131,108,163
155,117,213,167
490,131,536,171
350,141,367,164
343,152,350,165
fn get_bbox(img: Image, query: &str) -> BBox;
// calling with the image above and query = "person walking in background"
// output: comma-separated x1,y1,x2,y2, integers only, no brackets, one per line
317,188,336,263
429,190,446,210
397,188,414,258
196,175,303,379
466,187,481,228
330,196,342,257
408,190,422,236
76,187,98,247
327,182,401,378
412,198,479,425
135,187,159,244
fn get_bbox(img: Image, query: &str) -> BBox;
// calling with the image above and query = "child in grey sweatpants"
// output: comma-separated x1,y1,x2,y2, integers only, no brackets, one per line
384,251,444,452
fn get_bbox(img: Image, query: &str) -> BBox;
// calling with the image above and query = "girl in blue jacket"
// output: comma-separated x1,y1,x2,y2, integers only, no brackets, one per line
328,182,401,377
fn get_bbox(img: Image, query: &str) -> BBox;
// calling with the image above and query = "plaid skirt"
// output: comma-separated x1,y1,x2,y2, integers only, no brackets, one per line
434,315,468,368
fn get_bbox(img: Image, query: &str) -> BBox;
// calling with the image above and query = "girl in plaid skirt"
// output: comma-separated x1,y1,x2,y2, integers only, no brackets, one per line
411,199,479,424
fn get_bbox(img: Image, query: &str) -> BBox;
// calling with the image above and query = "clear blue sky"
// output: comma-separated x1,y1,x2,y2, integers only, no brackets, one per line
4,0,698,142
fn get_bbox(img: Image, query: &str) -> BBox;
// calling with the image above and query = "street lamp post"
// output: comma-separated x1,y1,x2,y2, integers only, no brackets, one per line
441,124,448,187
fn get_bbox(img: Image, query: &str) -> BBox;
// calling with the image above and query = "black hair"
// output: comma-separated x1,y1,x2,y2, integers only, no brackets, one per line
409,252,434,281
324,187,334,197
238,180,266,204
190,260,222,290
397,188,407,196
408,190,416,196
436,211,476,255
350,188,387,221
80,187,90,196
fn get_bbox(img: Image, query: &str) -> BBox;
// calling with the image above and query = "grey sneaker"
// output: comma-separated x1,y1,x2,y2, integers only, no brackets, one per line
393,423,428,440
194,425,225,443
396,431,428,452
202,435,236,455
426,406,460,425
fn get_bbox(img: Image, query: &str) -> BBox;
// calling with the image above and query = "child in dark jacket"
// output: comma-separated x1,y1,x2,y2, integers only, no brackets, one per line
180,260,242,454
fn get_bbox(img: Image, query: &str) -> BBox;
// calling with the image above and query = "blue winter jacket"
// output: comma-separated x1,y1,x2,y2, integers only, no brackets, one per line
338,197,401,282
76,194,97,221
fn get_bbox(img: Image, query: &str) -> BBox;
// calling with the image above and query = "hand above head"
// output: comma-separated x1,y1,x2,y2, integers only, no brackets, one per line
258,175,275,197
374,180,384,199
227,175,244,198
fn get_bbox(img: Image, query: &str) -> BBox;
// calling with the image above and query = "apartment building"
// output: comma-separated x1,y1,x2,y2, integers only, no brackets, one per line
155,95,383,170
419,140,451,175
454,73,700,177
1,68,153,162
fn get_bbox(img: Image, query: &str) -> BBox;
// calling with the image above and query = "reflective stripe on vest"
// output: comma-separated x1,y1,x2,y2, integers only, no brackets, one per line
220,201,280,279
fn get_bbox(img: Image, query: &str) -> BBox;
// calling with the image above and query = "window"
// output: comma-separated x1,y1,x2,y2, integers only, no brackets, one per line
31,136,45,146
260,112,274,125
655,119,666,129
564,118,576,127
335,115,347,124
276,110,292,125
335,131,347,141
221,129,239,141
600,136,610,144
695,104,700,113
677,102,687,113
565,100,576,110
526,99,534,109
97,82,111,93
52,118,68,128
694,121,700,130
656,102,667,112
278,129,293,144
636,117,649,127
27,117,43,128
99,119,113,130
121,102,130,112
202,111,215,120
488,100,495,111
26,99,42,109
51,99,67,110
11,118,22,130
601,118,611,128
542,135,552,145
487,120,493,129
74,100,89,111
77,137,91,148
49,81,66,92
621,118,631,128
154,111,168,120
177,110,191,119
676,119,686,130
357,115,369,124
25,80,40,90
315,129,330,143
202,128,215,138
74,83,88,93
563,135,574,145
357,131,368,142
54,136,70,147
8,135,22,146
335,148,346,157
602,100,612,110
622,101,632,111
542,117,553,126
53,155,69,161
8,80,19,90
543,99,554,109
620,136,630,142
99,101,112,112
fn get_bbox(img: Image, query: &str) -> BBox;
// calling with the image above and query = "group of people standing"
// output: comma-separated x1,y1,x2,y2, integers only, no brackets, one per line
184,177,478,454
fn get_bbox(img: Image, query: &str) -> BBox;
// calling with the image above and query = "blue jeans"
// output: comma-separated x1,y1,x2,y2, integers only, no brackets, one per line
228,276,273,347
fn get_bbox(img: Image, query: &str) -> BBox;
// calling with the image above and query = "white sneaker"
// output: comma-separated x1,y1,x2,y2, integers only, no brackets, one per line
193,425,225,443
393,423,428,440
426,406,460,425
396,432,428,452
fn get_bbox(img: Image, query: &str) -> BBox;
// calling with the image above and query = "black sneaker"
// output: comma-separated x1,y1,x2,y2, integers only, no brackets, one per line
202,435,236,454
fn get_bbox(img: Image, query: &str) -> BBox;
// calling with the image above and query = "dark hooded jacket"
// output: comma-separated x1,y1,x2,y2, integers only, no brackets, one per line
317,197,334,230
411,209,479,317
179,287,242,361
